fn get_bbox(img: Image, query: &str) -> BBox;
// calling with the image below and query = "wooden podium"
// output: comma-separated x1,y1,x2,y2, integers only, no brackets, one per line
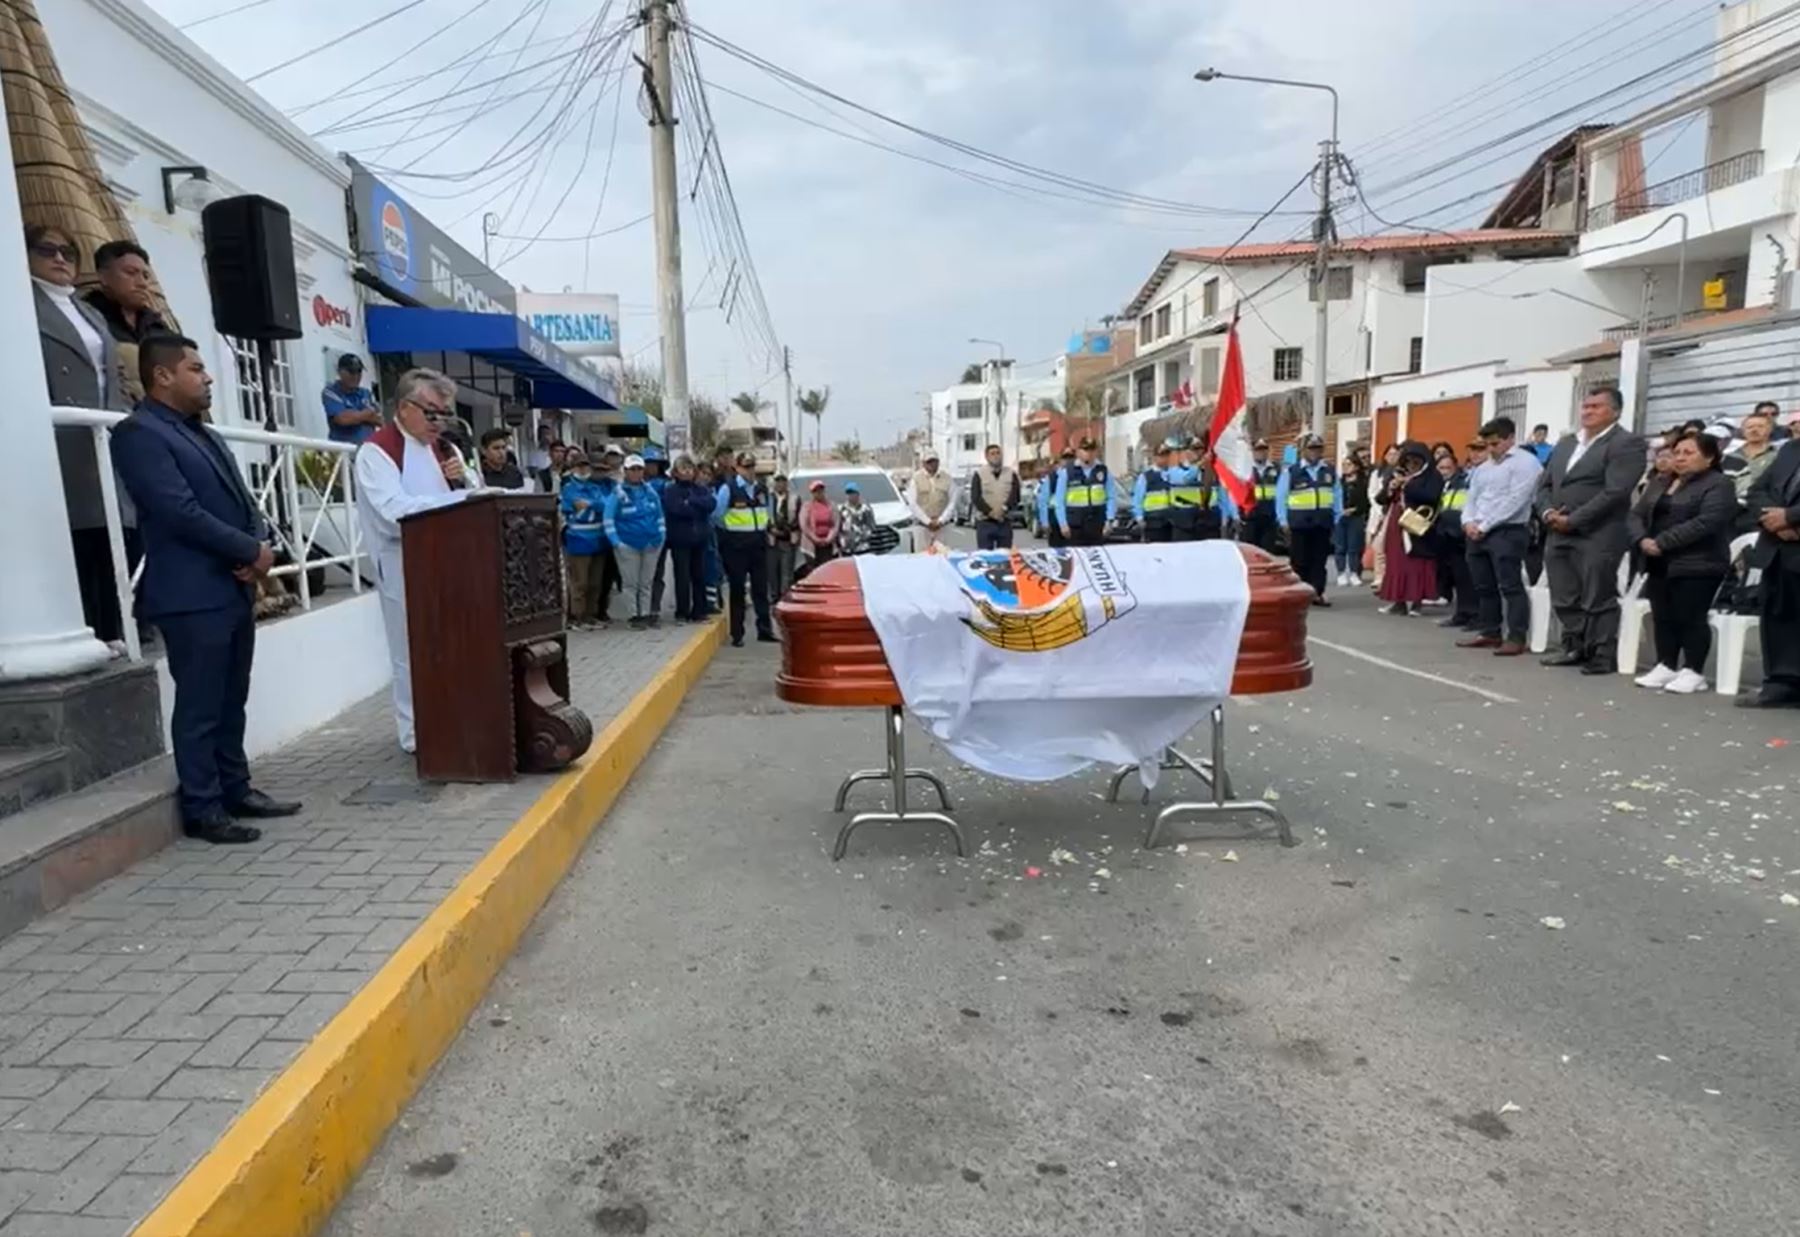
400,492,593,782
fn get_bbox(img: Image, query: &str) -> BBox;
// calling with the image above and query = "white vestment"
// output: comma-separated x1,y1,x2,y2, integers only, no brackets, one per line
354,433,467,751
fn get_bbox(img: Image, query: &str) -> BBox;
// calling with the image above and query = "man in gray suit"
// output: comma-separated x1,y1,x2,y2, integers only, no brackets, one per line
1534,386,1646,675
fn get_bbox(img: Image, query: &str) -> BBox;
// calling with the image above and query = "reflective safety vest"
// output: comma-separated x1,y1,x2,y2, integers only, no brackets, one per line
1252,463,1281,510
1285,462,1336,532
1439,484,1469,512
721,477,771,535
1141,468,1171,518
1063,462,1109,526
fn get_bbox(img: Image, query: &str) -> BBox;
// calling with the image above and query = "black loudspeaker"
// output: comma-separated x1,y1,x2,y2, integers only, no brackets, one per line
201,194,303,341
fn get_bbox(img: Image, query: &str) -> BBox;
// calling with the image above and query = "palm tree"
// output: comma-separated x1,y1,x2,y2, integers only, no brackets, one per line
833,438,863,464
730,391,770,418
960,363,983,384
797,386,830,453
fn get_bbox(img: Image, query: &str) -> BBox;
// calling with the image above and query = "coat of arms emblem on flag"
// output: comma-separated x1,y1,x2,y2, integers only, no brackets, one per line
948,547,1137,653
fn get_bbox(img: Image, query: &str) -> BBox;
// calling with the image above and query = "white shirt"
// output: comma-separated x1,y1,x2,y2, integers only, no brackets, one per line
1566,420,1618,471
354,430,466,553
36,278,105,379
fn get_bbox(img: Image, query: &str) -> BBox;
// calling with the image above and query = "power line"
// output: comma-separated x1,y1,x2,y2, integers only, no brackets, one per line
380,0,557,167
488,212,651,244
242,0,431,85
290,28,579,118
178,0,279,31
681,19,1314,222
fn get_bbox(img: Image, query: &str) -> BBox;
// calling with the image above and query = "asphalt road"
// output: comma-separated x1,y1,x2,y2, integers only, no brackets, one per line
329,535,1800,1237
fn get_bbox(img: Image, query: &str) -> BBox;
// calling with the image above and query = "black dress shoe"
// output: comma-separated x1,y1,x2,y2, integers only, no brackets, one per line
1738,688,1800,709
1437,616,1465,628
227,789,301,819
1541,649,1587,667
731,636,745,648
184,811,261,845
1580,660,1617,676
756,631,779,644
1311,595,1333,608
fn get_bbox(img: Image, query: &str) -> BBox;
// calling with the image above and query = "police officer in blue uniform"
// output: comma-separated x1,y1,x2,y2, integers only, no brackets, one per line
1038,448,1073,547
713,451,777,647
1054,435,1114,547
1132,440,1175,542
1240,439,1282,551
1275,433,1343,606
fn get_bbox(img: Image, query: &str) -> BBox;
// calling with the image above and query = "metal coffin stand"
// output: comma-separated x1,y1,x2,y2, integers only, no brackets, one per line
831,705,963,860
1106,705,1295,849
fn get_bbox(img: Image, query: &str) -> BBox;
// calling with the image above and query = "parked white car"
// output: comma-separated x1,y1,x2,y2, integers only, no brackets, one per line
788,467,916,554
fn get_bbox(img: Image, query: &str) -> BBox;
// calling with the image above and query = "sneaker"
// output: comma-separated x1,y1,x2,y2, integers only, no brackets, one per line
1634,664,1679,689
1349,573,1363,587
1336,572,1349,587
1664,668,1708,695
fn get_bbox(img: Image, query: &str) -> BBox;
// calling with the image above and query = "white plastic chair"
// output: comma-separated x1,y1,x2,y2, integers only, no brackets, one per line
1708,533,1762,696
1527,578,1554,653
1616,568,1653,675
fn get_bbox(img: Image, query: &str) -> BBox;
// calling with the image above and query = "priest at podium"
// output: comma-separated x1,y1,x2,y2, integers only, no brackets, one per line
354,367,471,753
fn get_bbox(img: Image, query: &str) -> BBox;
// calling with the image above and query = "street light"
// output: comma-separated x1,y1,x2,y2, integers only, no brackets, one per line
1195,69,1339,439
969,337,1009,465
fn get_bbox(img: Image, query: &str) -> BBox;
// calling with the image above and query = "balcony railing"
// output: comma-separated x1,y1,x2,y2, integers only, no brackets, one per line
50,408,370,663
1585,149,1764,231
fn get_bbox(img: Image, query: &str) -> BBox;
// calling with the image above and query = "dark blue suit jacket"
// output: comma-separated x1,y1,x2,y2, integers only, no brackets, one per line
112,400,267,620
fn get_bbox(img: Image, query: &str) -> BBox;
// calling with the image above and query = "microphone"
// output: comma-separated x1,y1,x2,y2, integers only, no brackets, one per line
432,435,468,491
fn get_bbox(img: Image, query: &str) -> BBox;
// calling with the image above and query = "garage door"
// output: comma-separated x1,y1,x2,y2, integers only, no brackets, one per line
1643,319,1800,436
1373,406,1398,459
1405,396,1483,451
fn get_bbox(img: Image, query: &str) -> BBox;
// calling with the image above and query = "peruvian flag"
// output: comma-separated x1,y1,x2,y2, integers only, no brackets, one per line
1206,315,1255,513
1169,380,1194,411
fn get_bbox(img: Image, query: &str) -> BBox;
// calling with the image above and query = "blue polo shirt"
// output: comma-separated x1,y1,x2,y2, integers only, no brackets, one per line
322,383,378,444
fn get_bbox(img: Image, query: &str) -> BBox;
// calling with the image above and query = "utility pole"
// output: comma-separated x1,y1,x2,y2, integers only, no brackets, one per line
783,345,795,470
645,0,690,442
1311,138,1334,441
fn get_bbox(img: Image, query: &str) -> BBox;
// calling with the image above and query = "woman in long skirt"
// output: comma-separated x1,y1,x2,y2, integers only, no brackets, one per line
1375,441,1445,615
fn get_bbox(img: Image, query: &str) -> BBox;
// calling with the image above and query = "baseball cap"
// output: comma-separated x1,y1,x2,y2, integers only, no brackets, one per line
923,449,940,462
809,479,826,490
1301,433,1325,448
1076,435,1097,450
602,444,624,457
1253,438,1270,449
1153,441,1174,455
1059,448,1076,459
623,454,645,469
736,450,757,466
845,482,861,494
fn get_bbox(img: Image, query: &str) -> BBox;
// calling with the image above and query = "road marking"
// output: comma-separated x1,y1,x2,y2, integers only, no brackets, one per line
1308,636,1521,705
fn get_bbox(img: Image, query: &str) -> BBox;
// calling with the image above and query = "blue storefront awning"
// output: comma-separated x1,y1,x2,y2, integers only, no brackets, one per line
365,306,618,410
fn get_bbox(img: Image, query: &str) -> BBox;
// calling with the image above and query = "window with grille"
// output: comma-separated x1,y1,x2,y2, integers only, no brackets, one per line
1200,348,1220,394
1273,347,1303,383
1494,385,1528,418
1139,314,1153,345
960,433,979,451
1203,277,1220,317
1155,304,1171,337
1408,336,1424,373
1307,266,1352,302
1134,367,1155,409
955,399,983,421
228,336,296,429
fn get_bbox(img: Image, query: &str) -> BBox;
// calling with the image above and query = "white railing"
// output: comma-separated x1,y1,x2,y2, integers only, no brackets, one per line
50,408,366,663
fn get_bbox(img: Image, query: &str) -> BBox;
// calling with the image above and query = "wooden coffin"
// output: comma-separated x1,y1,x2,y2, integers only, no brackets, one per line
775,544,1313,708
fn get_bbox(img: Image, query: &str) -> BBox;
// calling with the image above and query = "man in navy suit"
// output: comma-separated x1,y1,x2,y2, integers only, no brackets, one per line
113,335,300,843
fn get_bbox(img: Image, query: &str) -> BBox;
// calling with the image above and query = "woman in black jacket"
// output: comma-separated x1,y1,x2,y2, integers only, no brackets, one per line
1374,441,1445,615
1627,430,1738,693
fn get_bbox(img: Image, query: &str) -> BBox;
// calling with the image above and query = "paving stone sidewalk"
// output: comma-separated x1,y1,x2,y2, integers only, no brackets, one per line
0,624,698,1236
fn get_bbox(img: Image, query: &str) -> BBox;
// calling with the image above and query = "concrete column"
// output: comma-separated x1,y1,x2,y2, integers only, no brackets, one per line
0,97,113,681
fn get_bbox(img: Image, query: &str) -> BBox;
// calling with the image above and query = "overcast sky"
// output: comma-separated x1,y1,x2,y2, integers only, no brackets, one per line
148,0,1724,444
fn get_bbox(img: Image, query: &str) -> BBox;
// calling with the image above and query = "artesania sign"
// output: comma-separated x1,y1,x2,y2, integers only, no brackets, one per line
516,292,621,359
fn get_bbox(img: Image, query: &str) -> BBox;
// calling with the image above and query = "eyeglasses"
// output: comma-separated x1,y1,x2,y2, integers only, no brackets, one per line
402,397,451,418
31,242,78,263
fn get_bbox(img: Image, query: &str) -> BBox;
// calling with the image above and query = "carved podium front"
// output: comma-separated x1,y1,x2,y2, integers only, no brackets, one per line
401,492,593,782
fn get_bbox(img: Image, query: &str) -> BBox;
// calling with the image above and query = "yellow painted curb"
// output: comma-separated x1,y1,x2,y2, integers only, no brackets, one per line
132,618,725,1237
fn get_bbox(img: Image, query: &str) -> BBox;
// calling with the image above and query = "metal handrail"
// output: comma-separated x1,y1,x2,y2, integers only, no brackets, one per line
1586,149,1764,231
50,407,366,662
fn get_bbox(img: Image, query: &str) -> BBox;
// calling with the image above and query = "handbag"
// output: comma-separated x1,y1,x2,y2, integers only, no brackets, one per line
1398,505,1436,537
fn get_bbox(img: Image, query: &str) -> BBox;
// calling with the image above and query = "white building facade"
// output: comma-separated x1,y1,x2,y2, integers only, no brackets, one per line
1109,230,1573,472
928,361,1062,477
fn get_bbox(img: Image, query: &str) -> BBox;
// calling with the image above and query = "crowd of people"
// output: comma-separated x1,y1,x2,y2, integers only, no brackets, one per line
1230,393,1799,708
